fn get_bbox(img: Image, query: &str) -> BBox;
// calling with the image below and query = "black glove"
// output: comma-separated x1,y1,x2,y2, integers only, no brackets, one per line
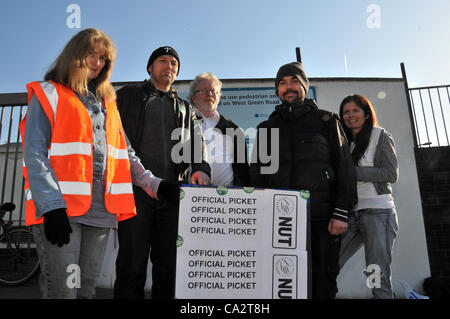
43,208,72,247
157,180,181,204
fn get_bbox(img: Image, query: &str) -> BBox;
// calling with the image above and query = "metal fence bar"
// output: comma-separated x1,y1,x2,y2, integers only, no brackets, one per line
409,85,450,148
0,107,4,142
418,90,431,146
427,88,440,146
1,107,14,206
446,87,450,140
436,88,449,146
401,62,419,148
410,90,422,147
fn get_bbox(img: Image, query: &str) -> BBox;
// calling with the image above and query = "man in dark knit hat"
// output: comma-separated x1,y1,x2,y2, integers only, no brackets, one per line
114,46,210,299
250,62,357,298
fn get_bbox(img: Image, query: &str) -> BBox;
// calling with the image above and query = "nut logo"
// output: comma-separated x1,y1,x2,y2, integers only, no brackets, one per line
272,254,298,299
275,196,295,216
273,194,298,249
275,256,296,277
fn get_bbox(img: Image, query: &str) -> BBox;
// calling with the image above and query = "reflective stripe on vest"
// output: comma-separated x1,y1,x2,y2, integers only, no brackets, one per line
108,144,129,160
107,182,133,195
50,142,92,156
39,81,58,124
20,81,136,226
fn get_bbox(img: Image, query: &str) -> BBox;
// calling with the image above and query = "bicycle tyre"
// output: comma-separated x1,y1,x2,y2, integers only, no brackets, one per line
0,228,40,286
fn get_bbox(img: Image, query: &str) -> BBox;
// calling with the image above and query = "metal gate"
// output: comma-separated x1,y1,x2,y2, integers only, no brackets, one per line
408,84,450,148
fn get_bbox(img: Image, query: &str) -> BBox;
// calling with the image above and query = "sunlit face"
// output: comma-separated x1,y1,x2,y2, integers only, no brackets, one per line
148,54,179,87
342,101,369,136
85,42,106,80
277,75,305,104
192,79,220,118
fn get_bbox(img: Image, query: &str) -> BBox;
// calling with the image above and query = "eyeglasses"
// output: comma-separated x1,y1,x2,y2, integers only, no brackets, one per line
194,89,219,95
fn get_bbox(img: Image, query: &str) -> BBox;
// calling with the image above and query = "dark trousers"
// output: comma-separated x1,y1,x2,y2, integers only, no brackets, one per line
310,220,341,299
114,196,179,299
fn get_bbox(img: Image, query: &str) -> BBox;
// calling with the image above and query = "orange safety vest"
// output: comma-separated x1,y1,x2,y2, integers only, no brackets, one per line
20,81,136,226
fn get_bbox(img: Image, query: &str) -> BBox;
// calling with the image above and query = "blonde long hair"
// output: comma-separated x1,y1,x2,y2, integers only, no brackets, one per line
44,28,116,102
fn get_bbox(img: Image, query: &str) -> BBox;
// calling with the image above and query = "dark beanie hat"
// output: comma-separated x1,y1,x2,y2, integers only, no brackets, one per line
275,62,309,96
147,46,180,75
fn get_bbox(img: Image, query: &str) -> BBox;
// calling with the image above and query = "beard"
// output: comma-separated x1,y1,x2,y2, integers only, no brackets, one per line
196,102,217,117
281,90,304,107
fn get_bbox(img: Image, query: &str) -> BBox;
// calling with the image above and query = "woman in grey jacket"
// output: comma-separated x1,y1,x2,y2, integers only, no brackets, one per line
338,94,399,299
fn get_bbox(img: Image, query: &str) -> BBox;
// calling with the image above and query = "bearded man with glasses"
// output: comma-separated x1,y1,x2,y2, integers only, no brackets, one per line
189,72,249,187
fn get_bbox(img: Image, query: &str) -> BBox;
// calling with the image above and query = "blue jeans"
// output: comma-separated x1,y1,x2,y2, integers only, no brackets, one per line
339,208,399,299
32,223,110,299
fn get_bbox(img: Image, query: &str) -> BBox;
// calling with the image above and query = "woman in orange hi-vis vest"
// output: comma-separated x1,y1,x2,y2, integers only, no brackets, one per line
20,28,180,299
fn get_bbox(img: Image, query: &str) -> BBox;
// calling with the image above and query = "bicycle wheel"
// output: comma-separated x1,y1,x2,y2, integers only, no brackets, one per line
0,228,40,286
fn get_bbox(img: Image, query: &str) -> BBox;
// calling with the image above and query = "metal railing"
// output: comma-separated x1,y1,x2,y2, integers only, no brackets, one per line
409,84,450,148
0,93,28,224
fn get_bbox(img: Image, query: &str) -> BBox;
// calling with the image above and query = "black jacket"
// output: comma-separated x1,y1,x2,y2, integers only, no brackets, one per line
117,79,210,184
249,98,357,221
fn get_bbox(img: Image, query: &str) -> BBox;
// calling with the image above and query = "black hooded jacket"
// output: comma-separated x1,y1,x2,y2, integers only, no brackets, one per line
249,98,357,221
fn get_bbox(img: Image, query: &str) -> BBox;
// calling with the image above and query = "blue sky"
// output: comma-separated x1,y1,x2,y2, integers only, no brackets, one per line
1,0,449,93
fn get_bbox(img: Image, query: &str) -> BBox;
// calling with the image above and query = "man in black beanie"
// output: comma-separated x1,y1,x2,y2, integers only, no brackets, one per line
113,46,210,299
146,46,180,76
250,62,357,298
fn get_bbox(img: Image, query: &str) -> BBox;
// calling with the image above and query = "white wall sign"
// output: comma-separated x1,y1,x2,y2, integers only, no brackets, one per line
175,185,309,299
217,87,316,133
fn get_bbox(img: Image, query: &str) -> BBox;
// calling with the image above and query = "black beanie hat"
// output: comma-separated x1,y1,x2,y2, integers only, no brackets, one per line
147,46,180,75
275,62,309,96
